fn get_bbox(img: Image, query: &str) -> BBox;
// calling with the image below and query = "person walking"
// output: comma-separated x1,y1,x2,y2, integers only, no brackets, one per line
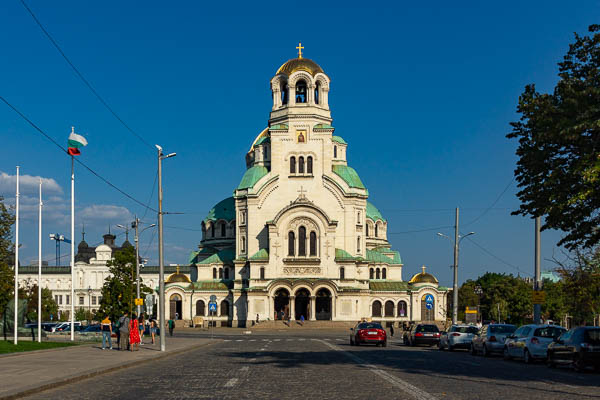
256,314,259,325
168,318,175,336
129,313,140,351
119,311,130,351
390,324,395,337
101,316,113,350
138,314,145,345
150,318,157,344
300,315,305,326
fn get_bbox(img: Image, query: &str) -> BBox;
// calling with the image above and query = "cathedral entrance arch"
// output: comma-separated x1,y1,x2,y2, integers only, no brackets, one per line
315,288,332,320
294,289,310,320
169,294,182,320
421,294,435,321
274,288,290,320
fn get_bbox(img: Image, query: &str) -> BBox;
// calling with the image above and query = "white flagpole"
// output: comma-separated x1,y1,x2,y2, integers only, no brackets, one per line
38,178,43,342
70,155,75,341
14,166,20,345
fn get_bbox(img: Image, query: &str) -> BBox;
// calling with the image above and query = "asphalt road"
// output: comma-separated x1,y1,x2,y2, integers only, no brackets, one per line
24,331,599,400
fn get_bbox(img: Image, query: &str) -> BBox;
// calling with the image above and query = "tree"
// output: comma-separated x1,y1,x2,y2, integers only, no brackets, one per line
507,25,600,250
74,307,92,322
0,196,15,319
21,279,59,322
96,246,152,321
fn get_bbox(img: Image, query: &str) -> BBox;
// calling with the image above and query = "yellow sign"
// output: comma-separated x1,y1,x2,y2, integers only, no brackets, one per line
532,291,546,304
135,298,144,306
465,307,478,314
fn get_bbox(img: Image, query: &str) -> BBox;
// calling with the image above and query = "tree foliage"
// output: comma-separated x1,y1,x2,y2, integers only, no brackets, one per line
507,25,600,250
0,196,15,319
21,280,59,322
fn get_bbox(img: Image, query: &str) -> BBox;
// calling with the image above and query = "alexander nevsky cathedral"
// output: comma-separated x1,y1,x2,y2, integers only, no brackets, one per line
157,46,449,328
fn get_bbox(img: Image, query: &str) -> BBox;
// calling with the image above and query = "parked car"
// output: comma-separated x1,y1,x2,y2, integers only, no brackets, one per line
504,324,566,363
471,324,516,356
547,326,600,371
55,322,83,332
41,323,58,332
439,325,479,351
350,322,387,346
82,324,101,333
404,324,440,346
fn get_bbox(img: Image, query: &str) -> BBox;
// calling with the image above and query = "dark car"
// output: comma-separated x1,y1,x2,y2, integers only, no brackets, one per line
471,324,516,357
404,324,440,346
350,322,387,347
547,326,600,372
82,324,101,333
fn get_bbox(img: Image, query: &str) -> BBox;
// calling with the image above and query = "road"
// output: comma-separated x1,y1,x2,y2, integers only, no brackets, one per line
24,331,599,400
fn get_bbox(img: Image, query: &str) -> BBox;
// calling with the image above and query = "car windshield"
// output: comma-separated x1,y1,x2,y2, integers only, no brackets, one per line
584,329,600,344
489,325,516,334
534,326,566,339
358,323,382,330
416,325,439,333
451,326,479,334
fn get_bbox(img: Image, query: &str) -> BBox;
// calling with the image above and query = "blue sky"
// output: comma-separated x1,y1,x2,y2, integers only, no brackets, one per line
1,1,597,286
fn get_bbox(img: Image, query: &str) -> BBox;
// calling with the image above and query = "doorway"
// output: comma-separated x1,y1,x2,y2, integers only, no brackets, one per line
315,288,332,320
274,288,290,320
169,294,182,320
294,289,310,320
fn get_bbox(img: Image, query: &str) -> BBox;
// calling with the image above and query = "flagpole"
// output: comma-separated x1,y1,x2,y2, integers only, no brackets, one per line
70,155,75,341
38,178,42,343
14,166,20,345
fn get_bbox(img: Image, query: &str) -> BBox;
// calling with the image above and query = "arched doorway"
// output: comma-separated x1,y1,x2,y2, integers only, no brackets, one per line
384,300,394,317
274,288,290,320
196,300,205,316
315,288,332,320
372,300,382,317
169,294,182,320
294,288,310,320
421,294,435,321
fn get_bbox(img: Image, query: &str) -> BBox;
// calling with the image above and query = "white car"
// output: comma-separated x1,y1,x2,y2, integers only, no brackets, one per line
439,325,479,351
503,324,567,363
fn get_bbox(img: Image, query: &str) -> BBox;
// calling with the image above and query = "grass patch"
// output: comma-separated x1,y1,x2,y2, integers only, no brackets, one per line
0,340,80,354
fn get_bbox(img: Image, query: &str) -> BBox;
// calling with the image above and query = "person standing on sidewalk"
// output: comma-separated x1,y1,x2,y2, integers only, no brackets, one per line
129,313,140,351
168,318,175,336
101,316,113,350
150,318,157,344
119,312,130,351
138,314,145,345
390,324,394,337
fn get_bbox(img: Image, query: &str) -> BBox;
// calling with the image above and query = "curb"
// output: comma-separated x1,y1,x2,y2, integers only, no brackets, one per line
0,343,92,359
0,340,219,400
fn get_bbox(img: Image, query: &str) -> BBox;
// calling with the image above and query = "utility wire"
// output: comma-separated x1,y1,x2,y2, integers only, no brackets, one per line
140,171,158,221
19,0,155,152
463,177,515,227
1,95,158,213
463,236,532,277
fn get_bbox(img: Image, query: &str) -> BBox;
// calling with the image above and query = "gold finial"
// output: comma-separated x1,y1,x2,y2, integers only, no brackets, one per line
421,265,426,274
176,265,180,274
296,42,304,58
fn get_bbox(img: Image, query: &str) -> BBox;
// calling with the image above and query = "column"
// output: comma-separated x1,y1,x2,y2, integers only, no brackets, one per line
289,296,295,320
310,296,316,321
331,295,336,320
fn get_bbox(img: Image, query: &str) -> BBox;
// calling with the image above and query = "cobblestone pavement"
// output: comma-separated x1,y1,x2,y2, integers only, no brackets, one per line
23,332,600,400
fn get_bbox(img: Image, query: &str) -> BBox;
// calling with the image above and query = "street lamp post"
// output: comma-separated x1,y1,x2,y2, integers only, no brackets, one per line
474,284,483,323
190,287,195,328
156,145,176,352
437,228,475,325
87,286,92,323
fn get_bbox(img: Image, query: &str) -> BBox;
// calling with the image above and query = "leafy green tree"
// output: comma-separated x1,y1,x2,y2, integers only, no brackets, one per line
542,279,568,323
0,196,15,319
74,307,93,322
96,246,152,321
21,280,58,322
507,25,600,250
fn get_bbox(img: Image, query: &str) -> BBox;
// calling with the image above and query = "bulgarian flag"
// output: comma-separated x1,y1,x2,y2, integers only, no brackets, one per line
67,126,88,156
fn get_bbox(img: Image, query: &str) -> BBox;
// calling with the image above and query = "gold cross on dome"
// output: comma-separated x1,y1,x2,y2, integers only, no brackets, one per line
296,42,304,58
422,265,426,274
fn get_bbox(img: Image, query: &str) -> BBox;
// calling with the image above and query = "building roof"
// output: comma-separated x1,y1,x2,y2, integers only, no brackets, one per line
165,268,192,284
204,197,235,224
254,136,270,146
190,280,233,291
197,247,236,265
370,281,410,292
366,201,385,222
335,248,357,261
276,57,324,76
237,165,269,190
249,248,269,261
141,265,190,274
408,266,439,284
18,266,71,274
365,249,394,264
332,135,347,145
332,165,366,190
371,247,401,264
314,123,333,130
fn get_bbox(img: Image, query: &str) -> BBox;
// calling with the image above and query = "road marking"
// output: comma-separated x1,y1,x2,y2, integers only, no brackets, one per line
324,338,331,341
236,339,243,342
318,340,437,400
287,339,294,341
335,338,343,341
250,339,256,341
241,366,249,372
249,358,256,362
274,339,281,341
262,339,269,341
298,338,306,341
224,378,238,388
223,339,231,342
260,348,266,351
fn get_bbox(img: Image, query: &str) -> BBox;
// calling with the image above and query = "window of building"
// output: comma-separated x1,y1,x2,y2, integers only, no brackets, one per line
385,301,394,317
357,236,361,253
264,146,268,159
372,301,382,317
196,300,205,316
369,268,374,279
340,267,345,280
66,295,70,305
296,79,307,103
366,224,369,236
221,222,226,237
241,236,246,253
382,268,387,279
397,300,407,317
211,223,215,238
98,296,102,304
334,145,337,158
376,268,380,279
299,156,305,173
288,231,295,256
298,226,307,256
260,267,265,280
315,82,320,104
92,296,97,305
375,224,378,238
213,268,217,279
309,231,317,256
357,211,361,224
219,268,223,279
281,83,288,105
79,296,84,305
307,156,313,174
220,300,229,316
290,156,296,174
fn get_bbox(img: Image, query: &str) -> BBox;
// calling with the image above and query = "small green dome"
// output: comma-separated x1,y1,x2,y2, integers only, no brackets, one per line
366,201,385,222
204,197,235,224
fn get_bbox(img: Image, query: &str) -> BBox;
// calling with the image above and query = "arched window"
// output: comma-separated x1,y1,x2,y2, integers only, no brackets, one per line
281,83,288,105
339,267,345,280
375,224,378,238
299,156,305,173
288,231,295,256
366,224,369,236
220,222,226,237
369,268,374,279
334,145,337,158
296,79,307,103
307,156,313,174
397,300,407,317
212,268,217,279
220,300,229,316
376,268,380,279
196,300,205,316
382,268,387,279
357,211,361,224
309,231,317,256
385,301,394,317
315,82,320,104
372,300,382,317
224,268,229,280
357,236,361,253
298,226,307,256
211,223,215,238
260,267,265,280
290,156,296,173
218,268,224,279
264,146,268,159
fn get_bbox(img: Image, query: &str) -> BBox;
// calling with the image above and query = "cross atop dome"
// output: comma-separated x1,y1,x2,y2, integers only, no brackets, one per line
422,265,427,274
296,42,304,58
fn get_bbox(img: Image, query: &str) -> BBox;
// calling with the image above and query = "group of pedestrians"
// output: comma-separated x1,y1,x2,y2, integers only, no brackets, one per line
100,311,158,351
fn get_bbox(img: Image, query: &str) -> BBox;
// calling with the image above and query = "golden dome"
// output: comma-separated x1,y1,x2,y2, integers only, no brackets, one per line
409,265,439,284
276,57,324,77
165,266,191,284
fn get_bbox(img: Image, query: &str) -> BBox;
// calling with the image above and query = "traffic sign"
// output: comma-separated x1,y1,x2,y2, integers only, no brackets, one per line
135,298,144,306
209,302,217,313
425,294,434,304
532,291,546,304
426,302,433,310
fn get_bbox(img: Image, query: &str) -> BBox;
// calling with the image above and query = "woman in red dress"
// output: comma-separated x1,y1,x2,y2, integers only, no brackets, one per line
129,313,140,351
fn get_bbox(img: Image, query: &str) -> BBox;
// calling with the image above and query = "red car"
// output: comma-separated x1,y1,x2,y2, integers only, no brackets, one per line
350,322,387,347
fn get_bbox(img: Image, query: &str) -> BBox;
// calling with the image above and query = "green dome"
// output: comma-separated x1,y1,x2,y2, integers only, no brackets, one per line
366,201,385,222
204,197,235,224
237,165,269,190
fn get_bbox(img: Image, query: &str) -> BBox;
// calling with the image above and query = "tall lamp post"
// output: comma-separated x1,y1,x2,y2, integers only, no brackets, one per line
156,144,176,352
437,230,475,325
87,286,92,323
474,284,483,324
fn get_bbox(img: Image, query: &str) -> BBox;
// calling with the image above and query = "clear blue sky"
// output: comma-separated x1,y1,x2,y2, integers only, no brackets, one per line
1,1,597,286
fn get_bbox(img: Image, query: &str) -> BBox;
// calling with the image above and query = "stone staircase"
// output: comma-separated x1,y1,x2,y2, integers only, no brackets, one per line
251,320,356,330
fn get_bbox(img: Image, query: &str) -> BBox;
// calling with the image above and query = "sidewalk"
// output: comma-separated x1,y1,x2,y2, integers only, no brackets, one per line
0,336,219,400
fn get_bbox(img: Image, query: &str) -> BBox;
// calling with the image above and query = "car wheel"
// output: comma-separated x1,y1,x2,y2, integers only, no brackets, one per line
482,344,489,357
471,344,477,356
573,355,586,372
503,347,511,361
438,341,443,350
350,338,354,346
382,341,387,347
524,349,532,364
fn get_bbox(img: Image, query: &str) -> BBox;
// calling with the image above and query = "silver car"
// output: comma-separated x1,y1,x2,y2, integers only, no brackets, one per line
471,324,517,356
503,324,566,363
439,325,479,351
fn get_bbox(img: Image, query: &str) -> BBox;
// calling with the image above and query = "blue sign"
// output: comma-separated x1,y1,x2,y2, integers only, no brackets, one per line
426,302,433,310
208,302,217,312
425,294,434,304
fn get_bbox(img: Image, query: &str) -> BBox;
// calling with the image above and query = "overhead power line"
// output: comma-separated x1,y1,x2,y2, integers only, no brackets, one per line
19,0,155,152
463,236,531,277
463,176,515,227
